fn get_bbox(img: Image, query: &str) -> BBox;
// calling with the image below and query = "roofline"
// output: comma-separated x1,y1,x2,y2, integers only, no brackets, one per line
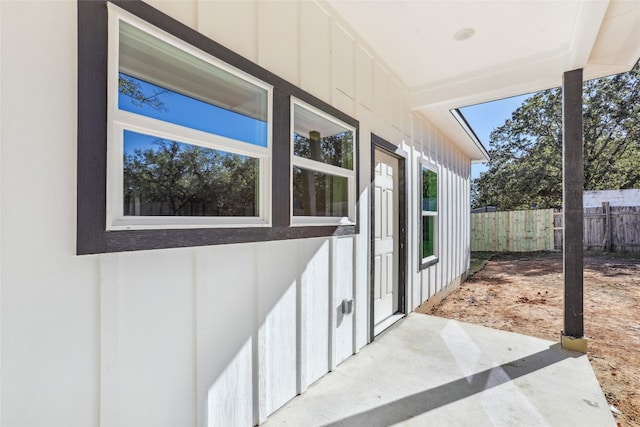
450,108,490,162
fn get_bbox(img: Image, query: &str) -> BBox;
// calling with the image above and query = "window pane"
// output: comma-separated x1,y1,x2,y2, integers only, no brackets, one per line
422,215,435,258
119,21,268,147
293,104,353,169
422,167,437,212
123,130,259,217
119,73,267,146
293,167,349,217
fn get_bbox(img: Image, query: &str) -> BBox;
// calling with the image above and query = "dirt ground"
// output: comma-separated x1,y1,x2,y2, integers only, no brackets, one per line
417,252,640,427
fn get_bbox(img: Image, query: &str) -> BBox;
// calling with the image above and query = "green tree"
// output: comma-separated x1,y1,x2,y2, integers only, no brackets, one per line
124,140,259,216
473,62,640,210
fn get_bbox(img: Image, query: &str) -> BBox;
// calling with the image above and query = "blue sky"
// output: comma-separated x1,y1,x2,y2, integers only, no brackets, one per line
459,94,531,180
119,73,267,154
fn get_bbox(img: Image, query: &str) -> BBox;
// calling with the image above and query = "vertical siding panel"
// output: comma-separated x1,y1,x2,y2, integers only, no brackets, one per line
300,1,331,103
416,125,427,302
420,129,429,311
118,250,195,426
451,151,456,279
298,239,330,391
410,137,417,309
410,138,421,307
457,151,463,278
196,246,256,427
452,151,458,279
464,154,469,270
444,146,450,283
334,237,355,365
418,123,426,302
451,150,457,280
435,131,443,292
355,106,372,349
467,162,471,266
403,96,413,142
196,1,257,62
332,23,355,100
99,255,119,427
373,64,391,140
257,241,299,418
356,46,374,110
451,149,456,282
257,1,299,85
390,78,404,144
334,90,356,118
456,151,461,278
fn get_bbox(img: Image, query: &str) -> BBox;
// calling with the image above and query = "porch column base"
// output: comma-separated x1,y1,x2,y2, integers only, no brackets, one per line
561,333,588,353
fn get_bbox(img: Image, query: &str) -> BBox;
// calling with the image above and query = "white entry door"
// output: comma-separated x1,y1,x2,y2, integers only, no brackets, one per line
373,149,399,326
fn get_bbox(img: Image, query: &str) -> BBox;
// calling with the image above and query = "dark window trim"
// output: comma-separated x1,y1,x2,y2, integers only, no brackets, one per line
369,134,406,342
77,0,359,254
419,161,439,270
420,257,439,270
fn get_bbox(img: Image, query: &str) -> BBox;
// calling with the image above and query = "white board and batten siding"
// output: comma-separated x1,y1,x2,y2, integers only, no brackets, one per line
0,1,472,426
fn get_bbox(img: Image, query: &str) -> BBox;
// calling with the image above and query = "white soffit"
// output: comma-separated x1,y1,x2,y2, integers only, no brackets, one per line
325,0,640,161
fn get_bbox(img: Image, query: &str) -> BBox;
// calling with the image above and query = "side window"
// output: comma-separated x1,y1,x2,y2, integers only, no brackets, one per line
420,161,438,268
108,8,272,230
291,99,356,225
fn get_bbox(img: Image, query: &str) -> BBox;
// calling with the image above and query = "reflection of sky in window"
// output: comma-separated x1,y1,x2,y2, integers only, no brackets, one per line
119,73,267,150
124,130,173,155
123,129,250,161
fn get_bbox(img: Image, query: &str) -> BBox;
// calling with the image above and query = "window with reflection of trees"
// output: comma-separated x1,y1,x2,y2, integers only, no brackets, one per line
421,164,438,262
291,102,356,223
123,131,259,217
110,16,270,228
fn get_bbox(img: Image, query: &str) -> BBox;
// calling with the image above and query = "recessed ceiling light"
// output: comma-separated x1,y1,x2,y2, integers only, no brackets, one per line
454,28,475,41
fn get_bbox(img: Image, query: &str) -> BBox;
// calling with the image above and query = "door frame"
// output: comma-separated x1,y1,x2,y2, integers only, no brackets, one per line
370,134,408,341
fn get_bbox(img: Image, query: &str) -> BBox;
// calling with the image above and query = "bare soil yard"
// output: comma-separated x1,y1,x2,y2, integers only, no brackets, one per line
418,252,640,427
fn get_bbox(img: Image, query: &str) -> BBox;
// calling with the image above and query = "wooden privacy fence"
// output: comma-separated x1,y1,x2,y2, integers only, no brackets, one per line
555,203,640,254
471,209,554,252
473,204,640,253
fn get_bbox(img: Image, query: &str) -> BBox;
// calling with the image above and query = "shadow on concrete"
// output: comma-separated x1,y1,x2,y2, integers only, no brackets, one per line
323,344,581,427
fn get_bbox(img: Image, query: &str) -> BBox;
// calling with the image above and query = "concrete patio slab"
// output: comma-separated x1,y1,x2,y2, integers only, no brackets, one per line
263,314,614,427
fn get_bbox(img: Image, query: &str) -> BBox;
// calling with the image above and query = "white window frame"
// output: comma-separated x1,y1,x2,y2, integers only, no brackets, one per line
290,98,357,226
106,4,273,230
420,159,439,266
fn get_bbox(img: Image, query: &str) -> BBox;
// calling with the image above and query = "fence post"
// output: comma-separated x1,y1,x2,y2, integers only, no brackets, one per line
602,201,612,252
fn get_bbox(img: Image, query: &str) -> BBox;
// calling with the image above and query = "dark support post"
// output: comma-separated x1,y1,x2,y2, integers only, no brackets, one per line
562,68,587,353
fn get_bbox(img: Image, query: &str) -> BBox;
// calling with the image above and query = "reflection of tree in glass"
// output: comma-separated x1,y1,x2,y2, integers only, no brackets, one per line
124,139,259,217
118,73,168,111
292,167,348,217
422,169,437,211
293,131,353,170
293,130,352,216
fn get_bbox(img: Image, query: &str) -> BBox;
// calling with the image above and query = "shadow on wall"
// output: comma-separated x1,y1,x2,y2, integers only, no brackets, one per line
198,236,354,425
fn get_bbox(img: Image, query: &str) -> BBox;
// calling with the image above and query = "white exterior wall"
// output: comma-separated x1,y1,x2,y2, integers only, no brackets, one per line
0,1,471,426
583,189,640,208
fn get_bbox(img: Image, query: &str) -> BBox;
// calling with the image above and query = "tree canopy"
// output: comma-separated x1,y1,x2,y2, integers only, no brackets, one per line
124,140,259,217
473,62,640,210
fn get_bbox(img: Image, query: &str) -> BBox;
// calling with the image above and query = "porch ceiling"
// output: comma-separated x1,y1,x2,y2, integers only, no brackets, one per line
325,0,640,161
